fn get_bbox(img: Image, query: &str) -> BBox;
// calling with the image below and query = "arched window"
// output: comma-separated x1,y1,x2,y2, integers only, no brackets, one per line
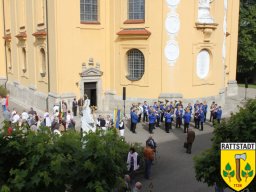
80,0,98,22
7,48,12,70
40,48,46,77
22,47,27,73
128,0,145,20
127,49,145,81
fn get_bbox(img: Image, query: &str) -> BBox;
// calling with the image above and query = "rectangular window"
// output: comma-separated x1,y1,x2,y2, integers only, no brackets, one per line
80,0,98,22
128,0,145,20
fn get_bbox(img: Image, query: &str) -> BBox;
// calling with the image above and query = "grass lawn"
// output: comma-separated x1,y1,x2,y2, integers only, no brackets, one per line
238,84,256,89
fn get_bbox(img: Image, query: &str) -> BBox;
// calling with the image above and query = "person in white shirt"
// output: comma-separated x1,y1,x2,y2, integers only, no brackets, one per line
66,110,73,129
21,110,29,121
44,112,52,127
53,104,60,118
12,112,20,124
53,129,61,135
119,117,125,137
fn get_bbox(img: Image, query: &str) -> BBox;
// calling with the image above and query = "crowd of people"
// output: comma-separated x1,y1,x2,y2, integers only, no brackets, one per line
129,100,223,134
121,136,157,191
1,96,224,191
1,100,79,135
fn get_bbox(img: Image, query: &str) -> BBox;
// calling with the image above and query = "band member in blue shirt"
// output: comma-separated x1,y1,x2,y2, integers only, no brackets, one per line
216,106,222,124
194,106,200,129
164,110,172,133
183,108,191,133
202,101,208,122
131,109,138,134
175,105,183,128
148,110,156,134
199,108,205,131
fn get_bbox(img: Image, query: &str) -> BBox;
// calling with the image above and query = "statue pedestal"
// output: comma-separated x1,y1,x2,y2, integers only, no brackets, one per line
195,23,218,42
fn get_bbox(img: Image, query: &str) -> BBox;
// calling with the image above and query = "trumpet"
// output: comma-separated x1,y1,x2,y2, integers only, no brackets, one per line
165,99,169,104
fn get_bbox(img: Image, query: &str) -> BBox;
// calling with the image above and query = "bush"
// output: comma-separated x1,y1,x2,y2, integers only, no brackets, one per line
0,85,8,97
0,123,130,192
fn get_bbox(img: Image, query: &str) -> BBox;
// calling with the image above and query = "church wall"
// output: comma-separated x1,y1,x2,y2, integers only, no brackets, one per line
0,0,240,112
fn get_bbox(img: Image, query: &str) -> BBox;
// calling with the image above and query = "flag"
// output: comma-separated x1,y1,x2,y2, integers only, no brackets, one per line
113,108,117,127
115,109,121,128
59,100,62,120
5,96,9,108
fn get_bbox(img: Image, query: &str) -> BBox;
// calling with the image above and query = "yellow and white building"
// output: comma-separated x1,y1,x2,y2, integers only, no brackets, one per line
0,0,239,112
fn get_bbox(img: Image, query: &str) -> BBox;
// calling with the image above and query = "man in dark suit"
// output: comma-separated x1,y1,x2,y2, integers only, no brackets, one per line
186,128,195,154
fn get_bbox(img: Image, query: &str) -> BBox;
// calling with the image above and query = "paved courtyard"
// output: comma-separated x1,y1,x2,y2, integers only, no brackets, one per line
0,87,255,191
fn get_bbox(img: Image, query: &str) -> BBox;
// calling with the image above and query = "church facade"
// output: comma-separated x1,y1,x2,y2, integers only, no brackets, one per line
0,0,239,112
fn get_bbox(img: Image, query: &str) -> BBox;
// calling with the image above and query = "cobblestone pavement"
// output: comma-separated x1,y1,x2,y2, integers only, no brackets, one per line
0,87,255,191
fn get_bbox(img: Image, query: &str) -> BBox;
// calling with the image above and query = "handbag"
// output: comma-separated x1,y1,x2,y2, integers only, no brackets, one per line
184,142,188,148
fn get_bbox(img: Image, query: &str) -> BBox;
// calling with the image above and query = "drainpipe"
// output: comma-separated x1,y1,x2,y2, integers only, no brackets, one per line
2,0,8,89
46,0,50,111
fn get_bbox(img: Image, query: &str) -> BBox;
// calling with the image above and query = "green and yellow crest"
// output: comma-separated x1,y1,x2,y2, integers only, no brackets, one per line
221,142,255,191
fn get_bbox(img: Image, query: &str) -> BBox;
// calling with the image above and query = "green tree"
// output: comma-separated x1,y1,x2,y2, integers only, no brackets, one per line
237,0,256,74
0,123,130,192
194,99,256,191
0,85,8,97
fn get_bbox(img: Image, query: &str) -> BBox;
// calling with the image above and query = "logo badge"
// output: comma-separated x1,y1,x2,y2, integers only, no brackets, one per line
221,143,255,191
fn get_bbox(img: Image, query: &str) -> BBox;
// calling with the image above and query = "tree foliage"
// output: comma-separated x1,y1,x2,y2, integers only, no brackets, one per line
238,0,256,73
0,86,8,97
194,99,256,191
0,123,130,192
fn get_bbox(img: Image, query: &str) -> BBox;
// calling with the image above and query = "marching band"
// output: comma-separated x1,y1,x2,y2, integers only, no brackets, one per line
129,100,222,134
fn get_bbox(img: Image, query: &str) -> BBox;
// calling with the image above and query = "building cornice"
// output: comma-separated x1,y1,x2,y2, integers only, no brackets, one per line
32,30,47,39
2,34,11,42
15,32,27,41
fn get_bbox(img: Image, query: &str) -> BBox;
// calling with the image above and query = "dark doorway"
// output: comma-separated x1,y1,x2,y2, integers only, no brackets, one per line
84,82,97,106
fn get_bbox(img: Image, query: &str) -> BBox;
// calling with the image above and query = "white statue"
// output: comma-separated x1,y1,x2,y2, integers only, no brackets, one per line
198,0,214,23
81,95,96,133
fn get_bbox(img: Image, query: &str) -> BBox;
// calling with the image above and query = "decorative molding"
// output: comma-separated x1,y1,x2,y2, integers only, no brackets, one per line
164,41,179,62
37,23,45,27
166,0,180,7
2,34,11,42
32,30,47,39
165,14,180,34
40,72,46,78
123,20,145,24
195,23,218,42
80,21,100,25
80,67,103,77
15,32,27,41
192,43,215,86
117,28,151,39
164,0,181,66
